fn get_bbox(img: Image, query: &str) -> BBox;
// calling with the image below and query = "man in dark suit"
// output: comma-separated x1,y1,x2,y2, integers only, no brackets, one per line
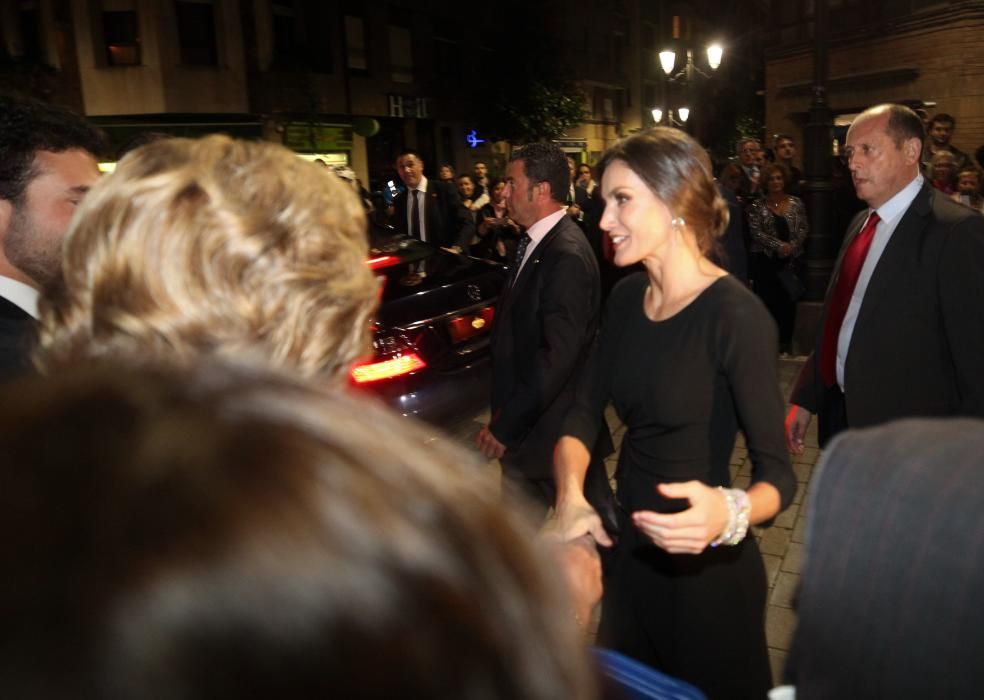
392,150,474,252
786,103,984,451
476,142,608,516
0,95,103,382
786,418,984,698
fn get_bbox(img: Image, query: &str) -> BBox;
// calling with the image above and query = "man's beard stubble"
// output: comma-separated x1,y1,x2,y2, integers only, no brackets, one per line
3,205,61,289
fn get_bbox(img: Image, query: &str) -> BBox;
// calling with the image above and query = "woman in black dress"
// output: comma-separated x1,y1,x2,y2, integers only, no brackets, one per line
747,163,808,354
551,128,796,699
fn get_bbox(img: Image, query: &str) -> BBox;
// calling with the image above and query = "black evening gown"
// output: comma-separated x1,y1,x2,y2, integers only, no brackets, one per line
564,273,796,699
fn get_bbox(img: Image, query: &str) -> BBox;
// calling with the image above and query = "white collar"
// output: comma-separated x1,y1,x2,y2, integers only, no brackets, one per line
525,207,567,244
873,173,924,224
0,275,39,319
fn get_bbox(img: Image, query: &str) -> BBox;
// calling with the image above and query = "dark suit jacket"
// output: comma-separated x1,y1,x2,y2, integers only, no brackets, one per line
0,295,34,384
489,213,606,479
786,418,984,698
791,184,984,444
392,180,475,250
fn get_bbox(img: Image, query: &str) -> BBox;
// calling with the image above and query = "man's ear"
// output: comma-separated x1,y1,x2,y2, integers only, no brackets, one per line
0,199,12,243
903,138,922,165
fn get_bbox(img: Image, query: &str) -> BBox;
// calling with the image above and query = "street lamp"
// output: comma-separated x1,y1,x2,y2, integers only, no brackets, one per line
658,42,723,124
650,108,688,127
660,44,724,81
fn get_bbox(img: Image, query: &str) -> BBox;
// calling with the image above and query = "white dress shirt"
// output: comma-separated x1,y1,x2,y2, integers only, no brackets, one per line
406,175,429,242
515,207,567,278
0,274,39,319
836,174,924,389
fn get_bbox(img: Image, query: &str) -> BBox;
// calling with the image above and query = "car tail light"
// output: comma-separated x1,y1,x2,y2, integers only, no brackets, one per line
367,255,400,270
351,352,427,383
448,306,495,344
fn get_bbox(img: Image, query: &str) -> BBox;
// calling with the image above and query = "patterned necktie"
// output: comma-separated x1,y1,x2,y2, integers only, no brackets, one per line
819,211,881,387
509,234,531,286
410,189,422,240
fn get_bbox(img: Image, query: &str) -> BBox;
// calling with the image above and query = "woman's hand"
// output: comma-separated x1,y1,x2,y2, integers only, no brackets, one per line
631,481,730,554
544,493,614,548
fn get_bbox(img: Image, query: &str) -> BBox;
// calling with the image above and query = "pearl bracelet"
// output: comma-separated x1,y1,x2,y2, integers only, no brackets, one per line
710,487,751,547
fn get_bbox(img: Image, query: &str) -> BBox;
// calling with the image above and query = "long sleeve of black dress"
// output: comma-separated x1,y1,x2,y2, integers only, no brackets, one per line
563,272,795,511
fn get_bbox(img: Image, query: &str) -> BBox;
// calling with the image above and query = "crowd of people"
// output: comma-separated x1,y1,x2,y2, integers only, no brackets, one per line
1,91,983,700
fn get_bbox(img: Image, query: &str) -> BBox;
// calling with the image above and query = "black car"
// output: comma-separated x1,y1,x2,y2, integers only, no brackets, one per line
350,227,507,431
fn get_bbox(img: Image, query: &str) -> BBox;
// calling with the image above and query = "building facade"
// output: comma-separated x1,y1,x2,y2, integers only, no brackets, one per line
765,0,984,165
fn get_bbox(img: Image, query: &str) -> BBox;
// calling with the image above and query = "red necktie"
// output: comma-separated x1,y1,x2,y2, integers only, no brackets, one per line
819,211,880,387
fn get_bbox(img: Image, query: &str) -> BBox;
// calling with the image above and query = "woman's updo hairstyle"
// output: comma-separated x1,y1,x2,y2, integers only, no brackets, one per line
598,127,729,256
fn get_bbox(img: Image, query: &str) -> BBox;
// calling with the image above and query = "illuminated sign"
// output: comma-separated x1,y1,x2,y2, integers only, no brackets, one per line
466,130,486,148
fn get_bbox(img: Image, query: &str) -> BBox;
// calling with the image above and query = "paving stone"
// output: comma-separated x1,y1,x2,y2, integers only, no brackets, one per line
766,605,799,651
792,462,812,483
794,446,820,464
791,481,806,505
792,512,808,544
761,553,782,588
758,526,791,556
738,458,753,476
732,474,751,490
612,425,626,450
774,502,799,529
604,403,620,427
605,456,619,479
770,571,800,608
729,463,739,481
780,542,803,573
769,648,789,688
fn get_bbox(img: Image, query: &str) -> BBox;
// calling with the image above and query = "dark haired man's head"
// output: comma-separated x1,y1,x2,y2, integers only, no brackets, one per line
773,134,796,164
394,150,424,189
928,113,956,148
0,94,104,289
509,143,569,206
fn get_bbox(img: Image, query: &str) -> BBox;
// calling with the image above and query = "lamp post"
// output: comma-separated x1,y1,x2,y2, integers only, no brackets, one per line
653,43,723,133
651,107,689,127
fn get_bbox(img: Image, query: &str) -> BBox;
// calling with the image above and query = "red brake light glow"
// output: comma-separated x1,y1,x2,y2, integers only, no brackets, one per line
351,352,427,383
448,306,495,344
367,255,400,270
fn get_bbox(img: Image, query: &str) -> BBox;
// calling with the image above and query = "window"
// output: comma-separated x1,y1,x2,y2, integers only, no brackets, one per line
434,38,460,87
270,0,332,73
388,25,412,83
103,10,140,66
175,0,217,66
17,1,43,61
344,14,367,72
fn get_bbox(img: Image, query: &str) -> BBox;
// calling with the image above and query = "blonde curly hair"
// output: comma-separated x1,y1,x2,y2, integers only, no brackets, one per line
36,135,377,383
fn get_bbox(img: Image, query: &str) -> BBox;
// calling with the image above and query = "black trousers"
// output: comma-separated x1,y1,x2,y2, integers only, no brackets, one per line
751,252,797,349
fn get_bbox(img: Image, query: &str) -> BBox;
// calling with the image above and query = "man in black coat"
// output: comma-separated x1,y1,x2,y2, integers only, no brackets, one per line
787,418,984,698
477,142,610,517
786,103,984,450
0,95,103,382
391,150,474,252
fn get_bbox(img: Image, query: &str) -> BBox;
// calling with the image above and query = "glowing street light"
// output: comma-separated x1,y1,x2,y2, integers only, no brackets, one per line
706,43,723,70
